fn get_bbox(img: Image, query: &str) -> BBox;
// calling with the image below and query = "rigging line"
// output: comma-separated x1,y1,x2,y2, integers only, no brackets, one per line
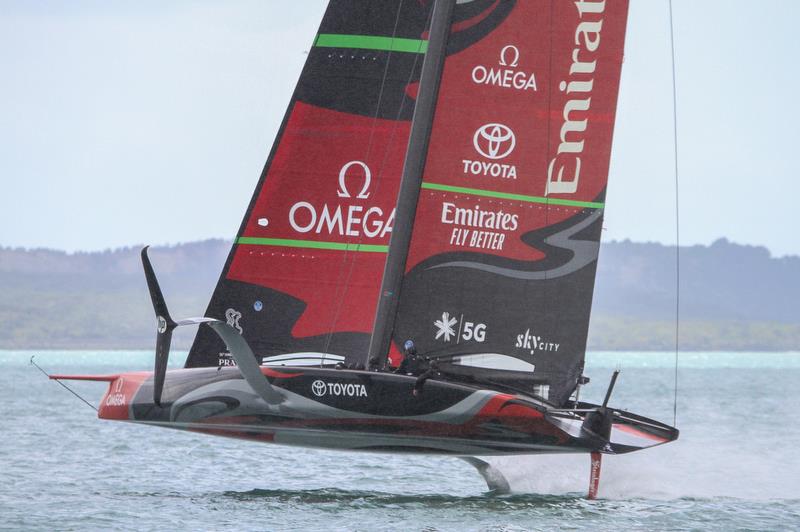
319,2,405,360
542,0,555,381
321,0,414,361
350,37,432,367
372,2,447,366
668,0,680,427
30,356,98,412
325,0,433,362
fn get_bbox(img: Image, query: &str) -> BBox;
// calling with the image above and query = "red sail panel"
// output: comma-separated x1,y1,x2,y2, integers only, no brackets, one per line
230,103,407,337
187,1,434,368
392,0,630,405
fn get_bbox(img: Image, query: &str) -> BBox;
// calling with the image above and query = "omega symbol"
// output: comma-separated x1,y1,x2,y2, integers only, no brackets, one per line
499,45,520,67
337,161,371,199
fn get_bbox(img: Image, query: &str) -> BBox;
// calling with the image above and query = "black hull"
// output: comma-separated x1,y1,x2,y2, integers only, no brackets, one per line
97,367,678,456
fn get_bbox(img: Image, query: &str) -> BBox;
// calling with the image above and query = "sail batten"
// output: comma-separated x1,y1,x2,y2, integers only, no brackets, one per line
237,237,389,253
368,0,457,366
420,182,606,209
315,34,429,54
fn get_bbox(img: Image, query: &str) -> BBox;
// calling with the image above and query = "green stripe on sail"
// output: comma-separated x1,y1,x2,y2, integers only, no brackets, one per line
314,34,428,54
420,182,605,209
237,237,389,253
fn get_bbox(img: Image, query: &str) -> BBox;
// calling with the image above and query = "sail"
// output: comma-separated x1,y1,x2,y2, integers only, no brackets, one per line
386,0,630,405
186,1,436,368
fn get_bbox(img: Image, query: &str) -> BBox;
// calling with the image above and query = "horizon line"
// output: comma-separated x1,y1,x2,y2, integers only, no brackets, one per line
0,236,796,260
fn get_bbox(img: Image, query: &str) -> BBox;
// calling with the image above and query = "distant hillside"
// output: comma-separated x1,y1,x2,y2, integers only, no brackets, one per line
0,241,228,350
594,238,800,323
0,238,797,351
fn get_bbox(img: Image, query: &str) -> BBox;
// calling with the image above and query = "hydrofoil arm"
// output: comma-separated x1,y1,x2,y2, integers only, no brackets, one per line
141,246,282,406
141,246,215,405
459,457,511,494
206,321,284,404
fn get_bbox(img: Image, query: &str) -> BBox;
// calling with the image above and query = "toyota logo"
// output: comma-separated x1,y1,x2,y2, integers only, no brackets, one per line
311,380,327,397
473,123,516,160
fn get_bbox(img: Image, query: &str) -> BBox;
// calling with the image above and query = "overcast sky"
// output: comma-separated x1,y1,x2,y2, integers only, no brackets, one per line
1,0,797,256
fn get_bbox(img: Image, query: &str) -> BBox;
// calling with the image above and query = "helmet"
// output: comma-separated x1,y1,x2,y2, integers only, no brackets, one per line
403,340,416,354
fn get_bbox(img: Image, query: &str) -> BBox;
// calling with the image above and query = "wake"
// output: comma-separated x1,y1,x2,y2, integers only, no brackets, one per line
483,435,800,500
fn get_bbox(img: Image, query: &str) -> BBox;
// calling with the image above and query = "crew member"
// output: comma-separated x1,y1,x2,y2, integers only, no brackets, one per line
367,356,381,372
413,358,440,397
395,340,423,375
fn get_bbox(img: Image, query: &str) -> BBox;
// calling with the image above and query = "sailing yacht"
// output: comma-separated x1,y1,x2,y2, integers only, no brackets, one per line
53,0,678,498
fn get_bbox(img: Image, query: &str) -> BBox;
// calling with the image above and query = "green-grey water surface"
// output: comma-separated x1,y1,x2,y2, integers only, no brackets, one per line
1,351,798,531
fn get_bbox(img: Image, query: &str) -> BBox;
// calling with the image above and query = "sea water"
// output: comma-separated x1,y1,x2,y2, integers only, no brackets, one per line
0,351,798,531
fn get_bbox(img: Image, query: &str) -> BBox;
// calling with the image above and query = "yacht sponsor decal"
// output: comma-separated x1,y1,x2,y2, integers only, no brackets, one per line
311,380,326,396
336,161,371,199
289,161,395,239
473,123,516,160
471,45,538,92
218,308,243,367
515,328,560,354
546,0,607,196
311,379,368,398
440,201,518,251
225,308,243,334
462,123,518,180
218,352,236,367
434,312,457,342
434,312,487,343
105,377,126,407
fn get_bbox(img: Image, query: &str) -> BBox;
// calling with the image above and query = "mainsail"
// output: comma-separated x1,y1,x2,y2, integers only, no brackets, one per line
186,1,436,368
188,0,630,407
374,0,630,405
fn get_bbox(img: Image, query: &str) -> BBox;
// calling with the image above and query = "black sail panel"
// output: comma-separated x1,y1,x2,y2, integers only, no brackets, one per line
388,0,630,405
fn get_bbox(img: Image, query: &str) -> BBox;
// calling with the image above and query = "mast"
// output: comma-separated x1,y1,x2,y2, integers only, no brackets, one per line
368,0,455,366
